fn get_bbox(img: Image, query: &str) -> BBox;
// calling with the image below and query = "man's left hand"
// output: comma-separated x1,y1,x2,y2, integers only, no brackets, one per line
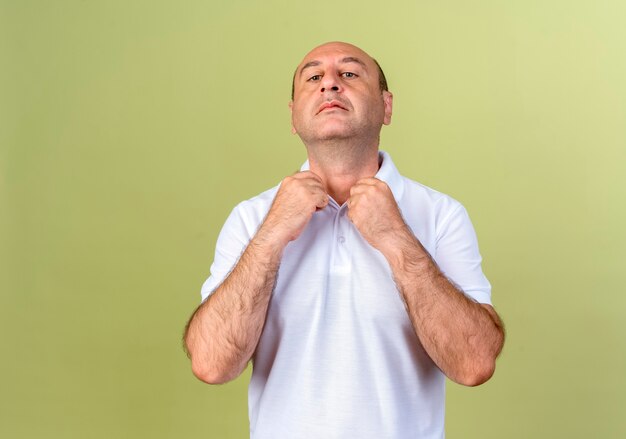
346,178,409,254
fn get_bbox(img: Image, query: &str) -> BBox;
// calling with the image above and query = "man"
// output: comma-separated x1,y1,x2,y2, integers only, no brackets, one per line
184,41,504,438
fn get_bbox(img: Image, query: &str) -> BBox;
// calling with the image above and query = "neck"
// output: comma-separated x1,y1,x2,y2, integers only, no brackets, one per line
305,140,381,205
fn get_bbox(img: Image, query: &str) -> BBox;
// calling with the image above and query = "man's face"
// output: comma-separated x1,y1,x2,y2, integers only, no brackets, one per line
290,42,392,144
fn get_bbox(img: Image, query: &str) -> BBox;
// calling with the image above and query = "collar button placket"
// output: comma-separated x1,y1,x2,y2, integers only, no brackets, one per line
332,206,350,269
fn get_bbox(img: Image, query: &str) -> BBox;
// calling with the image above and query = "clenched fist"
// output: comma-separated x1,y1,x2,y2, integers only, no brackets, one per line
257,171,329,251
347,178,411,255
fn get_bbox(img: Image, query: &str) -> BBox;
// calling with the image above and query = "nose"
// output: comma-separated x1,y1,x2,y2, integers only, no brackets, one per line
320,74,341,94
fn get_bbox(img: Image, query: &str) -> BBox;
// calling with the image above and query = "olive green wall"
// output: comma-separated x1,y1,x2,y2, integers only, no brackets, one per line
2,1,625,438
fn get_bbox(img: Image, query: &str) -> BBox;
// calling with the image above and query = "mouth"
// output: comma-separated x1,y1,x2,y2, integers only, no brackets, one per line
317,100,349,115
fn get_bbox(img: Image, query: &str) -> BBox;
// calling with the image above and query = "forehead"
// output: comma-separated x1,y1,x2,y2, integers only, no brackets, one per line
296,42,375,72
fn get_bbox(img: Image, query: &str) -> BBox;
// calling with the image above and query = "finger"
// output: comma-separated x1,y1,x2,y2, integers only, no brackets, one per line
354,177,381,186
309,186,328,201
304,179,327,192
346,203,356,222
349,183,372,197
315,193,329,210
294,170,325,184
295,172,328,194
351,180,391,198
280,174,326,198
346,194,359,209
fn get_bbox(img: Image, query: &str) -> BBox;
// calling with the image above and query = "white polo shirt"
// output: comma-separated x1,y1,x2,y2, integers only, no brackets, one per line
201,151,491,439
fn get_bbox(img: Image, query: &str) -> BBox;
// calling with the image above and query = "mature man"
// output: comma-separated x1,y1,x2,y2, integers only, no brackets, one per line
184,41,504,438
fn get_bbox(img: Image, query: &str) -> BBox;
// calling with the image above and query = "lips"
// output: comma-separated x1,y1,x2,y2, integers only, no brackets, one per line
317,100,349,114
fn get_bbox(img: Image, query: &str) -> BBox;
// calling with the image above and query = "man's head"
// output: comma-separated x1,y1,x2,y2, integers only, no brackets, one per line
289,42,393,146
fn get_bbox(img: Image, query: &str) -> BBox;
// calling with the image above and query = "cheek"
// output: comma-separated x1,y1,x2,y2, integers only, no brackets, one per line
292,103,304,118
291,103,309,128
363,97,385,118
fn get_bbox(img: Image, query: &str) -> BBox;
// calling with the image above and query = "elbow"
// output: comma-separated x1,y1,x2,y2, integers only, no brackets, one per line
190,359,240,385
191,361,229,385
456,360,496,387
452,343,501,386
184,336,239,384
457,324,504,386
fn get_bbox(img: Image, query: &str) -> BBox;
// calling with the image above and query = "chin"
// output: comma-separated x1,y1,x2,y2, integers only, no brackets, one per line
316,122,357,139
295,119,360,143
314,132,356,143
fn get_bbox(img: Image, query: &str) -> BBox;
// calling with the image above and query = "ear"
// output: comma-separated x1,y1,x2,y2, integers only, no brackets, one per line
382,91,393,125
289,100,297,134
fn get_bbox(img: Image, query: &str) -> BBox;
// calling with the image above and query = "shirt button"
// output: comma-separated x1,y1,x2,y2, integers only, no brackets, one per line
338,236,345,243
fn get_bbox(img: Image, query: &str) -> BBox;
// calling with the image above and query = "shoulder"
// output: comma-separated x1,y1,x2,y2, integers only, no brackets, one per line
225,184,280,235
399,176,465,220
210,183,280,260
236,184,279,214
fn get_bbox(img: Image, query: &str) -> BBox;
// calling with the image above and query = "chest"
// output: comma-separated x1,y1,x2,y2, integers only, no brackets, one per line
268,207,434,332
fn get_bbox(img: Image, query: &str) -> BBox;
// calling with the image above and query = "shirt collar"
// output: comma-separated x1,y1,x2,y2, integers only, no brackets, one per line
299,149,405,203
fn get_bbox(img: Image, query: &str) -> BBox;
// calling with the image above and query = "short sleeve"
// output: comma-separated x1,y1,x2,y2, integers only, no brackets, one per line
435,204,492,305
200,205,252,302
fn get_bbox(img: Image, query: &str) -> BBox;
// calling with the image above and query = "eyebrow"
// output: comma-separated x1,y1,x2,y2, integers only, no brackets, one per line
299,57,368,77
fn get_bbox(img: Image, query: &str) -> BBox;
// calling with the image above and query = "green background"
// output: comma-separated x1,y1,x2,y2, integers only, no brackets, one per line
2,1,625,437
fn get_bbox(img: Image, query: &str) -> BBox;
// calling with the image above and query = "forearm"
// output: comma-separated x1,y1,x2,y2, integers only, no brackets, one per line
184,171,329,383
385,229,504,386
184,232,283,384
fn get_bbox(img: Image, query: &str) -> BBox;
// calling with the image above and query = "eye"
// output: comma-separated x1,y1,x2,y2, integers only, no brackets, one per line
341,72,358,79
307,74,322,82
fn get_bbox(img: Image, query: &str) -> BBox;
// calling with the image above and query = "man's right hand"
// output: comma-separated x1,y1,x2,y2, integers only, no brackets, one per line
256,171,329,250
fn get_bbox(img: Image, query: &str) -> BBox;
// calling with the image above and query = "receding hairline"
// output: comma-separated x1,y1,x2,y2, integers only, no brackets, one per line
298,56,367,78
291,55,389,100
